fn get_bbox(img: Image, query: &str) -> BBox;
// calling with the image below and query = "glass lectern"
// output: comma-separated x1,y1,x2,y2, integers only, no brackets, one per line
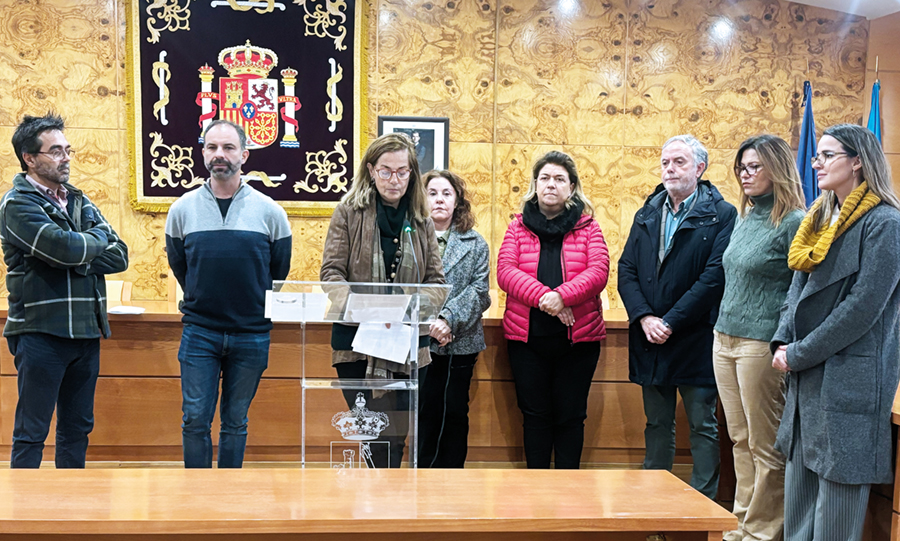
266,281,450,468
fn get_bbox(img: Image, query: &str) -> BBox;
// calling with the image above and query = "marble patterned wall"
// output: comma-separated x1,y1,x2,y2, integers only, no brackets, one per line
0,0,868,305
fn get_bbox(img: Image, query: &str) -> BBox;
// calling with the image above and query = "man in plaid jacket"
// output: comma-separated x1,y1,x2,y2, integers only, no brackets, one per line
0,113,128,468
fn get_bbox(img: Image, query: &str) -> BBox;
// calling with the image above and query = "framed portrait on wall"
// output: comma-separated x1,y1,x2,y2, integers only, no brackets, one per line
377,116,449,173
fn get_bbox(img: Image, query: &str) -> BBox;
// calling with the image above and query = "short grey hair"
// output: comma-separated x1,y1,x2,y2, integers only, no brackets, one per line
663,134,708,177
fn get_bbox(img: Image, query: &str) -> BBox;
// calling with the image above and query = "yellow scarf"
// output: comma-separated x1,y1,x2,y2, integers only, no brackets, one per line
788,181,880,272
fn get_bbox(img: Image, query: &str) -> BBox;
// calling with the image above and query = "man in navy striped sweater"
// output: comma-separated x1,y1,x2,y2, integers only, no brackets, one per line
165,119,291,468
1,113,128,468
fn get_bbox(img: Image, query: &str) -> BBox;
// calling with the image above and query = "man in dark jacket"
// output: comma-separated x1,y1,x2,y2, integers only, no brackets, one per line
617,134,736,499
1,113,129,468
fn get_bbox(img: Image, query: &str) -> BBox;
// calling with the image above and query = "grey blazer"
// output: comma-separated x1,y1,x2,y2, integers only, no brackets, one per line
432,227,492,356
772,203,900,485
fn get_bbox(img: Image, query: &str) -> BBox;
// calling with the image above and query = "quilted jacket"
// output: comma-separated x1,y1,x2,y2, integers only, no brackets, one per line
497,213,609,343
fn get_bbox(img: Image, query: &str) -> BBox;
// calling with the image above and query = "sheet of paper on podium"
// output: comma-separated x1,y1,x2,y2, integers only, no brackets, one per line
351,322,412,364
344,293,411,323
265,291,330,322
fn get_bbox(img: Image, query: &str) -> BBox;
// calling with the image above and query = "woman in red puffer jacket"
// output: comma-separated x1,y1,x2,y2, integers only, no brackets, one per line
498,150,609,469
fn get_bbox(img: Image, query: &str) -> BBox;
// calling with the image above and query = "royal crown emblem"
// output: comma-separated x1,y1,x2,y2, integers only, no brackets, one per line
331,393,390,441
196,40,300,149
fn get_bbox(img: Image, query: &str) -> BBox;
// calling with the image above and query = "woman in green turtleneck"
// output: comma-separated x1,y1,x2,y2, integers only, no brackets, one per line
713,135,806,541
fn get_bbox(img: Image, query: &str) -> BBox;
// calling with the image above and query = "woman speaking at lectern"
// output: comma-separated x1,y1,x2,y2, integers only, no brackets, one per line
320,133,444,468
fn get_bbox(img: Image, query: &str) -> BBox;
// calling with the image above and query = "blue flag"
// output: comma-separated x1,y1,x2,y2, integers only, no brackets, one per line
797,81,818,206
867,80,882,145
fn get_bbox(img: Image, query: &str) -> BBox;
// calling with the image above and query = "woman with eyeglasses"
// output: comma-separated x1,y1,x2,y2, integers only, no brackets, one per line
497,150,609,469
713,135,806,541
771,124,900,540
320,133,445,468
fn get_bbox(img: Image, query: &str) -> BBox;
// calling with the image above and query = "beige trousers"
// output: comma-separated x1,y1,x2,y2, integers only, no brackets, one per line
713,331,786,541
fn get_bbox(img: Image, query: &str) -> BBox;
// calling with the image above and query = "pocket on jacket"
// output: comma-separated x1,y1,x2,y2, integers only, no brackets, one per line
821,354,877,414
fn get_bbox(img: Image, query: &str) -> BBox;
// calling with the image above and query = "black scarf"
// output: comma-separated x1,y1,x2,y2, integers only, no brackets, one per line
522,198,584,241
522,199,584,338
376,194,411,280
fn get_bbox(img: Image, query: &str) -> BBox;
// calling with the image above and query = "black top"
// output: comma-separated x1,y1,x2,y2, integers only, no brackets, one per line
216,196,233,219
522,199,583,338
376,194,410,281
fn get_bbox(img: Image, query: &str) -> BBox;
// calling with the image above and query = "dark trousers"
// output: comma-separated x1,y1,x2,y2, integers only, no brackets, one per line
336,360,427,468
507,336,600,469
418,352,478,468
9,333,101,468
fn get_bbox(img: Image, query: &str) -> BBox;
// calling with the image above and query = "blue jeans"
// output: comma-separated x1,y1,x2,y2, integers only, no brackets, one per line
178,323,270,468
642,384,720,499
9,333,100,468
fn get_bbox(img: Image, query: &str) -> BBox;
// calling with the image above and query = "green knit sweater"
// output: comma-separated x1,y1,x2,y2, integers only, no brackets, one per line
715,192,804,342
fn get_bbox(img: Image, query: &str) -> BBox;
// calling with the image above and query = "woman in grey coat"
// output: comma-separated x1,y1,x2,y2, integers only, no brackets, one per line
419,169,491,468
771,124,900,540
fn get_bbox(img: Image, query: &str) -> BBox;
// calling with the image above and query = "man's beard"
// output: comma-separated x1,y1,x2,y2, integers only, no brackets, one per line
36,162,69,185
205,158,239,179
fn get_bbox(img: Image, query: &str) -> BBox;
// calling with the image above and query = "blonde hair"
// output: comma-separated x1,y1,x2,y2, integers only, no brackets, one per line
341,133,429,222
733,135,806,226
521,150,595,217
810,124,899,230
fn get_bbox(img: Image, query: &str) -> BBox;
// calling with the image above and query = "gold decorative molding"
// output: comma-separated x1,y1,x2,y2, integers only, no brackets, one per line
226,0,277,14
244,171,284,188
295,0,348,51
145,0,192,44
325,58,344,130
151,57,171,124
295,139,348,194
148,132,205,190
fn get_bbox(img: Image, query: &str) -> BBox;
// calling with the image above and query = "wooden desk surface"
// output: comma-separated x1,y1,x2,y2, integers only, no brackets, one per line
0,468,735,536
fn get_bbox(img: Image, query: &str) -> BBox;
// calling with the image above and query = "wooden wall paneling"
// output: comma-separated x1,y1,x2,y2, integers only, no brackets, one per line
488,380,692,456
495,0,628,146
447,141,495,286
625,0,865,150
867,12,900,72
468,375,493,447
285,218,331,283
0,0,119,129
0,375,10,446
374,0,497,144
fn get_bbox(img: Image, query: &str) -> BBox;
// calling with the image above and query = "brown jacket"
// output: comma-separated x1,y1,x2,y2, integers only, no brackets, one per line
320,201,446,368
320,202,444,285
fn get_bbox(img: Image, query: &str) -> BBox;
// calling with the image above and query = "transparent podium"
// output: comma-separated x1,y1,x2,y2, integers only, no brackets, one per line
266,281,450,469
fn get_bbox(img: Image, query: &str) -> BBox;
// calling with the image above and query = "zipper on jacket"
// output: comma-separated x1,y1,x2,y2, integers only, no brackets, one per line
560,231,574,344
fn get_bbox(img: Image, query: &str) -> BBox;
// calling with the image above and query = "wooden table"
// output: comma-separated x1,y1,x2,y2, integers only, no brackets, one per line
0,468,736,540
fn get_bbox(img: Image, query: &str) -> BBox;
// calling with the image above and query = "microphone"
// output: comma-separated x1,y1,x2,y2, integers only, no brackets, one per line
403,222,421,283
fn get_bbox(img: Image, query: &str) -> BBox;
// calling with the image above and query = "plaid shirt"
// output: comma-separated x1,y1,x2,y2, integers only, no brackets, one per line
0,173,128,339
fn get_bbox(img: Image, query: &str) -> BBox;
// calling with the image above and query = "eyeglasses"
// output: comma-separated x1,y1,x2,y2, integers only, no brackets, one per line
734,163,763,177
33,148,76,160
813,151,849,165
374,167,411,181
